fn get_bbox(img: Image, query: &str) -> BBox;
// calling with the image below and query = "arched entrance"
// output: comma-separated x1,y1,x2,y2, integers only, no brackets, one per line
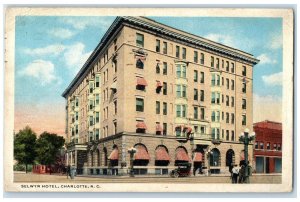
226,149,235,167
210,148,220,166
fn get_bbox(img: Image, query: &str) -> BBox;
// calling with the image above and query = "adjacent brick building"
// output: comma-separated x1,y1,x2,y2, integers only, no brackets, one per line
62,16,259,175
253,120,282,173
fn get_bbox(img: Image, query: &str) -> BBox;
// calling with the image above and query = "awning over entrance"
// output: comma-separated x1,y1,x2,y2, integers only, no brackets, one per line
108,148,118,160
134,145,150,160
175,147,189,161
137,77,148,86
155,146,170,161
193,152,203,162
136,121,147,130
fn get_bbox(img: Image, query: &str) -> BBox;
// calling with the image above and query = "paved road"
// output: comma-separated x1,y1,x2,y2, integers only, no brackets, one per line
14,172,282,184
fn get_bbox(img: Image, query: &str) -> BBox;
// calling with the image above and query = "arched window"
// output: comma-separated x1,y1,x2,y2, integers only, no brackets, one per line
133,144,150,166
155,145,170,166
136,59,144,69
96,149,100,166
210,148,220,166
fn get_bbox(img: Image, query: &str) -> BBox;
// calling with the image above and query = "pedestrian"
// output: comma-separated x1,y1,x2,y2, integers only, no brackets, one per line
232,164,239,184
193,166,198,176
239,164,245,183
198,162,203,174
66,165,70,179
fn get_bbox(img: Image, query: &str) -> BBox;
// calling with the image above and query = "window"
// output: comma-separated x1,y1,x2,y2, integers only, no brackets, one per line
231,80,235,90
200,53,204,64
89,131,93,142
226,78,229,89
226,130,229,140
176,46,180,58
176,105,187,118
231,63,235,73
212,128,220,140
200,72,205,83
242,66,247,76
136,33,144,47
194,89,198,101
211,92,215,103
176,85,181,98
242,83,247,93
231,113,234,124
194,107,198,119
216,75,220,86
211,111,215,122
163,123,167,135
194,51,198,63
114,122,117,134
114,100,117,114
221,129,224,139
200,90,204,101
75,97,79,107
156,101,160,114
231,96,234,107
211,56,214,67
216,111,220,122
75,112,78,121
163,82,167,95
114,60,117,73
156,63,160,74
255,142,258,149
156,39,160,52
89,82,94,94
176,84,187,98
226,113,229,123
96,112,99,123
136,98,144,112
211,74,215,86
163,62,167,75
200,108,205,120
194,70,198,82
278,144,281,150
163,102,167,115
89,116,93,126
242,99,247,109
89,100,94,110
273,143,277,150
242,115,246,125
226,61,229,71
260,142,264,149
216,58,220,69
226,95,229,106
200,126,205,134
75,125,78,134
267,142,270,150
222,77,224,86
222,95,224,103
182,47,186,59
182,86,186,97
136,59,144,69
95,94,100,105
231,131,235,141
163,42,167,54
176,64,187,78
95,129,99,140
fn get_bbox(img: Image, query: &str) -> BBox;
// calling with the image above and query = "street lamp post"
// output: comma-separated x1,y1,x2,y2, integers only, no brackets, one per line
127,147,137,177
239,128,255,183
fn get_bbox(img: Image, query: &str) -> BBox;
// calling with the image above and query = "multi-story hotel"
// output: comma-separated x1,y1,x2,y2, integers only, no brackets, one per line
62,16,259,175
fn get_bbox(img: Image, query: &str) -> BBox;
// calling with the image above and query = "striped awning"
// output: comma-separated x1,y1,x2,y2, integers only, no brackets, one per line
134,145,150,160
137,77,148,86
136,122,147,130
108,148,119,160
155,146,170,161
175,147,189,161
193,152,203,162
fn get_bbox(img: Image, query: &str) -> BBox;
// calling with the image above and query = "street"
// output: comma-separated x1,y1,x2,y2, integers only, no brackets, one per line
14,172,282,184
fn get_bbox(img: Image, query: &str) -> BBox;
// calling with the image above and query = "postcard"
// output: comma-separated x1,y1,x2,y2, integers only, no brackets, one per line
4,7,293,192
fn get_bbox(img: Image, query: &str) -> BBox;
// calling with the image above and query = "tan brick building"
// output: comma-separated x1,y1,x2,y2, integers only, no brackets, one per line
62,16,259,175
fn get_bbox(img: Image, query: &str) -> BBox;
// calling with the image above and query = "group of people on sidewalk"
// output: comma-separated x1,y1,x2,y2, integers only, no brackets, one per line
229,161,249,184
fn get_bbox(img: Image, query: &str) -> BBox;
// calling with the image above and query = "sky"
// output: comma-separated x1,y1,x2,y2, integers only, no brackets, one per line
14,16,283,135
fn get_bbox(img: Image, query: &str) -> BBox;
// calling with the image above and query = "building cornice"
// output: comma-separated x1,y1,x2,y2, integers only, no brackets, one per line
62,16,259,98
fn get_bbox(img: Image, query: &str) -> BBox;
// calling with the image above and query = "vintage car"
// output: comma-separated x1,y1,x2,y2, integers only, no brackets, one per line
170,162,192,178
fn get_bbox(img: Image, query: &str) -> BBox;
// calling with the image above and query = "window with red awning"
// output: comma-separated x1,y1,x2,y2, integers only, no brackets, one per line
134,145,150,160
156,123,163,132
108,148,119,160
193,152,203,162
175,147,189,161
155,146,170,161
136,121,147,130
137,77,148,86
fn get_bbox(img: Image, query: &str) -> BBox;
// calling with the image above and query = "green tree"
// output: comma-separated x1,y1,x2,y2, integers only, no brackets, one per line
35,132,65,174
14,126,37,173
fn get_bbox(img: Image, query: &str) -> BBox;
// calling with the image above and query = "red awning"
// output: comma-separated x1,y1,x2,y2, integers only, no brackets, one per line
156,81,163,88
175,148,189,161
108,148,119,160
155,147,170,161
193,152,203,162
156,124,163,132
186,127,192,134
134,145,150,160
137,77,148,86
136,122,147,130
